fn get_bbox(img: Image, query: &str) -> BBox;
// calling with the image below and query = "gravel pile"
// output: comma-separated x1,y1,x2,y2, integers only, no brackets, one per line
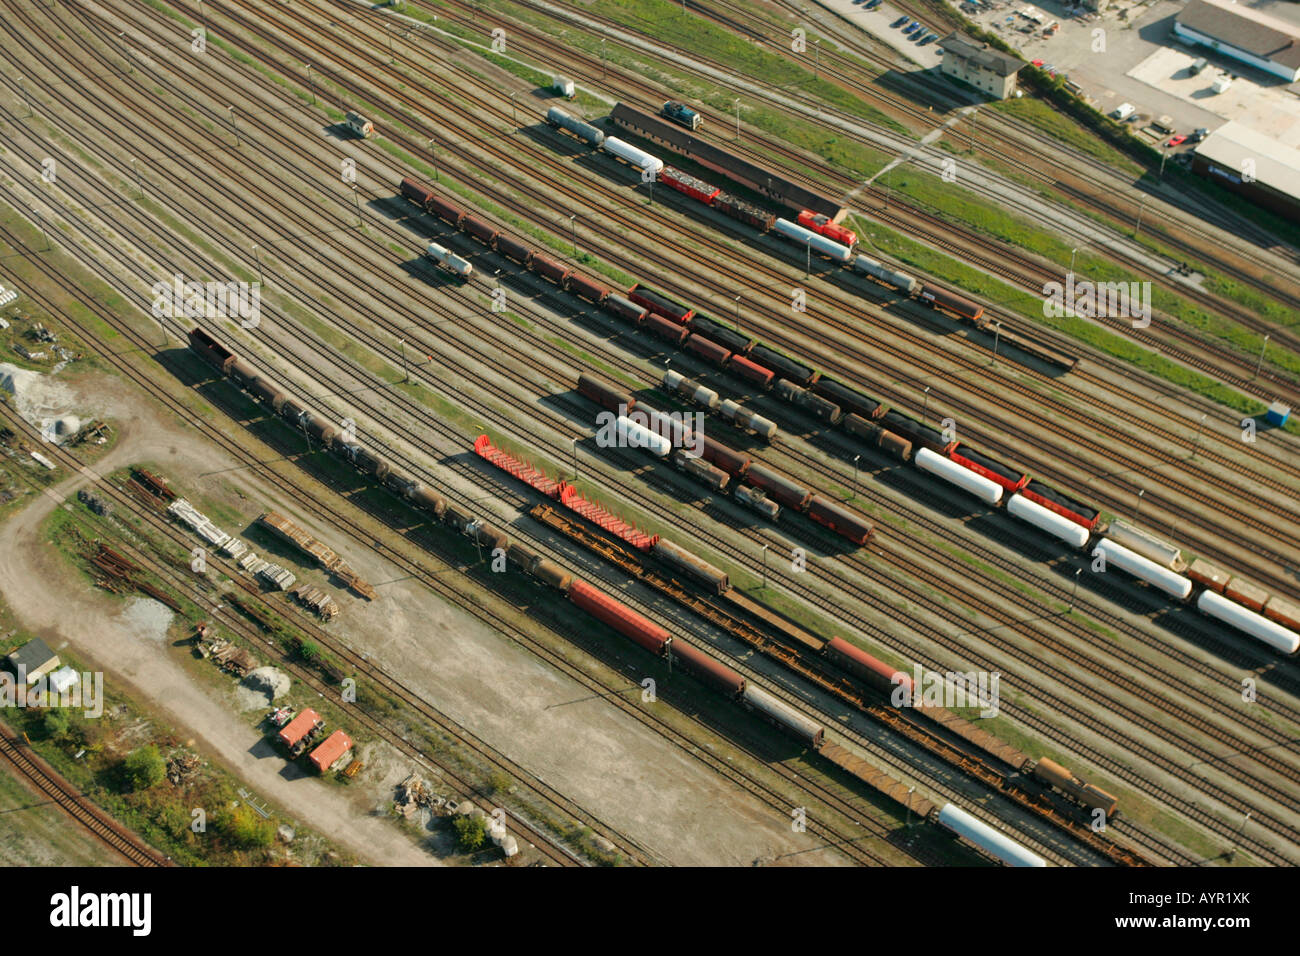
236,666,290,709
120,597,174,643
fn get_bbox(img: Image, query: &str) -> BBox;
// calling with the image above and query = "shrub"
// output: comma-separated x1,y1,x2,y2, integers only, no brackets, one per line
121,745,166,792
453,814,487,852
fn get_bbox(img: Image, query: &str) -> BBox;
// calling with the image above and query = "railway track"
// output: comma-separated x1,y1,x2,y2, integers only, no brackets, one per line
7,0,1289,868
480,0,1300,400
0,722,169,867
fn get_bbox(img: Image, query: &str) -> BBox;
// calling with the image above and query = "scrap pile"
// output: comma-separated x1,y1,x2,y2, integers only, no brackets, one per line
89,544,182,611
395,773,436,820
166,752,202,786
195,632,256,676
126,468,175,508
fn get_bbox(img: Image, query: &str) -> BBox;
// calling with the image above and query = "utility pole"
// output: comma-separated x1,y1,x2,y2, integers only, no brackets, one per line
16,76,32,117
922,385,931,423
400,338,409,382
968,108,977,153
1132,487,1145,523
227,105,241,147
1191,413,1206,459
569,214,577,256
1070,567,1081,612
351,183,362,226
734,98,740,140
733,294,741,333
572,437,579,481
852,454,860,499
131,158,144,198
601,38,607,78
32,207,50,251
992,321,1002,365
429,137,438,180
306,64,317,105
118,32,132,74
1159,144,1169,180
805,238,811,278
813,39,820,78
1134,194,1147,236
510,91,517,131
251,244,263,283
1253,333,1270,379
761,544,769,589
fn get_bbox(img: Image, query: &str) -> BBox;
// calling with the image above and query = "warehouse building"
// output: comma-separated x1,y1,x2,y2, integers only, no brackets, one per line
937,33,1025,99
1174,0,1300,83
1191,121,1300,222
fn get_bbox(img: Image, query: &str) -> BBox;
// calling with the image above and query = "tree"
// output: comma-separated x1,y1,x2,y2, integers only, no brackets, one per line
452,814,487,852
121,745,166,792
217,805,275,849
43,708,73,740
297,640,319,662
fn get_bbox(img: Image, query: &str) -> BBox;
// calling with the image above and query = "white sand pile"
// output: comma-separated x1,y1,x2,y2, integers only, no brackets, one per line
0,362,78,441
236,666,291,710
119,597,175,643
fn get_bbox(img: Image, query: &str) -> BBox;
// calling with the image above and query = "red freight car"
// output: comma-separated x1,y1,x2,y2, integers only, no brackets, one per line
670,639,745,695
578,373,635,412
308,730,353,773
745,463,812,511
715,193,776,231
400,177,436,209
727,354,776,389
824,636,912,697
661,166,722,204
530,253,573,286
494,234,533,265
806,495,872,544
684,334,732,366
643,312,691,345
1020,479,1100,530
461,215,500,247
628,284,695,324
426,195,465,228
567,272,611,304
188,327,233,371
698,436,751,477
569,579,671,655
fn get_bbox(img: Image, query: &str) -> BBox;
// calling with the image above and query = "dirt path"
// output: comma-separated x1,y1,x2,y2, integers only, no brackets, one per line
0,423,441,866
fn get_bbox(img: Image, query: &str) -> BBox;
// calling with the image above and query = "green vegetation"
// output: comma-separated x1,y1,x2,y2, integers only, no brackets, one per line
121,745,167,792
452,813,488,851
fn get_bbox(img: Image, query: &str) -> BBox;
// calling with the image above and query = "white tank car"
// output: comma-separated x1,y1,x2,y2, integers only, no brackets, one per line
1006,493,1090,549
772,218,853,264
1197,590,1300,655
615,414,671,457
1093,538,1192,600
915,447,1004,506
602,136,664,177
937,804,1047,867
425,241,472,278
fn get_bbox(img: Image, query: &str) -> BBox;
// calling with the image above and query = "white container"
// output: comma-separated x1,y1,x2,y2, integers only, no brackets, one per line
616,415,671,457
426,241,473,278
1105,520,1183,570
937,804,1047,867
1007,494,1090,549
1093,539,1192,600
772,218,852,264
553,77,575,98
602,136,663,177
915,448,1003,506
1197,591,1300,655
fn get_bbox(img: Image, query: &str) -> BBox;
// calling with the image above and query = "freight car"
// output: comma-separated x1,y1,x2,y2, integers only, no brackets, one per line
604,294,649,324
918,284,985,321
823,637,911,697
1092,539,1192,601
425,241,473,278
1196,591,1300,655
842,414,913,461
734,484,780,520
714,193,776,231
947,444,1029,496
628,283,695,324
806,496,873,544
661,166,720,203
742,684,824,747
602,136,664,177
772,218,854,264
851,253,918,294
935,803,1046,867
718,400,778,441
663,370,719,410
748,344,818,387
652,538,730,593
545,106,605,147
579,373,635,412
569,578,671,655
1020,479,1100,531
812,378,885,421
879,410,955,455
1104,520,1185,571
774,379,842,424
1006,493,1089,549
745,463,812,511
616,414,672,457
687,314,753,356
1026,758,1119,818
726,354,776,389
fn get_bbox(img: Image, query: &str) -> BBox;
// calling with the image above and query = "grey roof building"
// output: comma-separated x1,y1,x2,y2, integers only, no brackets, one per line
938,33,1025,99
1174,0,1300,82
6,637,61,683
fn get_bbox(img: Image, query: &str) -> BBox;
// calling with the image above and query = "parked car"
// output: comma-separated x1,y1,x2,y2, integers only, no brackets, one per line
919,32,938,44
865,0,883,8
1188,127,1210,143
1166,133,1187,147
904,21,924,34
891,15,910,26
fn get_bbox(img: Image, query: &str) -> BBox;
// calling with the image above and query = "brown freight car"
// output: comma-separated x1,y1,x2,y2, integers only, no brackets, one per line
807,495,872,544
745,463,812,511
530,253,573,286
670,639,745,695
426,194,464,227
643,313,691,346
568,579,670,655
578,373,635,412
460,215,500,246
684,335,732,366
1225,576,1269,612
494,234,533,265
567,273,611,304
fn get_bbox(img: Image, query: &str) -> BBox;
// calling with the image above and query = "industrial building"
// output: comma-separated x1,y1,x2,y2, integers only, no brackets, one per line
6,637,61,683
1174,0,1300,82
937,33,1025,99
1191,120,1300,222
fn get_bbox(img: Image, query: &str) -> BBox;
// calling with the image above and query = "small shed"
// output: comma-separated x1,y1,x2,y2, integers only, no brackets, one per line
308,730,353,773
6,637,60,683
1266,401,1290,426
47,666,80,696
